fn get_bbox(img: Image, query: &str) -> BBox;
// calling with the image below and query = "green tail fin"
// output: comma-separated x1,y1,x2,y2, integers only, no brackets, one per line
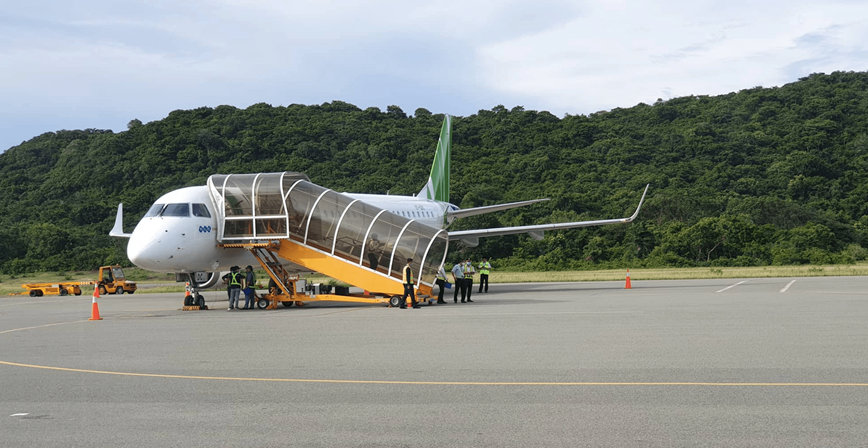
418,115,451,203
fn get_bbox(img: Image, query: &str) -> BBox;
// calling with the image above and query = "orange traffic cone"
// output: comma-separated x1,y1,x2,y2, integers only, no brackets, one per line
625,269,632,289
89,284,103,321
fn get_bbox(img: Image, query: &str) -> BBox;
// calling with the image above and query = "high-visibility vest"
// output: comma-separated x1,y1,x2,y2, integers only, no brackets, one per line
464,262,475,276
479,262,491,275
402,265,415,285
230,272,243,287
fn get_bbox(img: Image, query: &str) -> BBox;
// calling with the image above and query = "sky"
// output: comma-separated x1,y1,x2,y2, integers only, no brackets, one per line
1,0,867,152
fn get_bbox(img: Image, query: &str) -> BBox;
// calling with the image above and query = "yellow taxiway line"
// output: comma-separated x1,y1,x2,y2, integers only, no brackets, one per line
1,360,867,387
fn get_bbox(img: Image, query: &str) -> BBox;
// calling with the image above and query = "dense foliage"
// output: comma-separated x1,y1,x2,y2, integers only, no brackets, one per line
3,71,868,274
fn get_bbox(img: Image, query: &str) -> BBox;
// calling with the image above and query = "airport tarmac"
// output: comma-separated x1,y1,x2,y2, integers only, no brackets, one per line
2,277,868,447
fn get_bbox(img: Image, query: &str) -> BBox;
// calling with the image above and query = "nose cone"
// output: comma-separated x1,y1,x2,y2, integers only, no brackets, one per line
127,226,162,271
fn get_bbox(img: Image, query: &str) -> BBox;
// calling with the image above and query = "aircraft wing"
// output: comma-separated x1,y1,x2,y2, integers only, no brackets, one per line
447,198,550,221
448,185,649,247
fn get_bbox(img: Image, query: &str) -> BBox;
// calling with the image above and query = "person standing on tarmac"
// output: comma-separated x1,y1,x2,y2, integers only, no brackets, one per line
451,261,466,303
434,265,448,304
399,258,420,309
242,265,256,310
478,257,491,293
227,266,243,310
463,258,476,303
222,271,232,301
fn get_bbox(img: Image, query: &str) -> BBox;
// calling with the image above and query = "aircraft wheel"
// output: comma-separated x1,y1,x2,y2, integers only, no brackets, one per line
196,295,205,308
282,301,294,308
257,298,269,309
389,295,401,307
184,295,194,307
116,287,124,295
60,289,68,296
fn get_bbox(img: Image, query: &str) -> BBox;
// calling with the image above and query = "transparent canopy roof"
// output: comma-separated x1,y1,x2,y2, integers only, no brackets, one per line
207,172,448,287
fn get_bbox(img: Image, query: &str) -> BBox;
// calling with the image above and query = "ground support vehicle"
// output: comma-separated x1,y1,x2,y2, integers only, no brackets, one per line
17,265,137,297
19,282,84,297
96,265,137,295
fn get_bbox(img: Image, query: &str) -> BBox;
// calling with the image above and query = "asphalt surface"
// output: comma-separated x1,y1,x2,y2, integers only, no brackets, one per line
2,277,868,447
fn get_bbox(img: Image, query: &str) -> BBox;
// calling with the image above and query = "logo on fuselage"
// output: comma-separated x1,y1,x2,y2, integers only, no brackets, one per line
198,226,212,233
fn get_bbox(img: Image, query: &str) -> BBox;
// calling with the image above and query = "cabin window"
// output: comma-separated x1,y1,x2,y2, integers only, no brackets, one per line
192,203,212,218
162,203,190,217
144,204,165,217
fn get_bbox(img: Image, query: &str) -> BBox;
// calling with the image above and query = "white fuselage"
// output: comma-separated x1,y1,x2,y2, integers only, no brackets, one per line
127,187,457,274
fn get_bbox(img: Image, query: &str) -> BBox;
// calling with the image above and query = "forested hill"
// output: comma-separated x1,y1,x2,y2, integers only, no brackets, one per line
3,71,868,273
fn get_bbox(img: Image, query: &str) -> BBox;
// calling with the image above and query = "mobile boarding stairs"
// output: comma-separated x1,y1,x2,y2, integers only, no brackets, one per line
209,172,448,309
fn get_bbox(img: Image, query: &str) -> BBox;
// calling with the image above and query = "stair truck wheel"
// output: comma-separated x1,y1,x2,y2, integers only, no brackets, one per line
389,295,401,307
116,287,124,295
99,286,107,296
29,290,38,297
59,288,68,296
257,297,269,309
282,301,294,308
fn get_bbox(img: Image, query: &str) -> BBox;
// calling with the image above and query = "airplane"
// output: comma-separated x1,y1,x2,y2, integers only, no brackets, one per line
110,115,648,298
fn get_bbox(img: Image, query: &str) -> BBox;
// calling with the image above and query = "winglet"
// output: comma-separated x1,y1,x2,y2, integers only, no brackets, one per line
109,204,133,238
625,184,650,222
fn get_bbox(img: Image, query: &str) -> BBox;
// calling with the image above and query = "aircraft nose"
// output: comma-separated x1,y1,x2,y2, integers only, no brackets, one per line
127,230,161,270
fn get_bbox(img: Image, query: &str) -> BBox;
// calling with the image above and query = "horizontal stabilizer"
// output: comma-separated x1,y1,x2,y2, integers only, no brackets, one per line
110,204,133,238
449,185,649,244
447,198,550,221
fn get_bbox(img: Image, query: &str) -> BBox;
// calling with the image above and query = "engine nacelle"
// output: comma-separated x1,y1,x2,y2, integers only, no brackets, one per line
175,272,220,289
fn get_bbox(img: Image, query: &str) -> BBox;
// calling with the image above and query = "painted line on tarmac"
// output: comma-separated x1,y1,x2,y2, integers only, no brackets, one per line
781,280,797,293
1,360,867,387
0,297,89,308
0,319,90,335
716,281,747,293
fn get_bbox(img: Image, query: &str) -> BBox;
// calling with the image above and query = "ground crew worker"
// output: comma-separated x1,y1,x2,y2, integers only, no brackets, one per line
399,258,420,309
242,265,256,309
228,266,242,310
463,258,476,303
478,257,491,293
435,265,448,304
451,261,466,303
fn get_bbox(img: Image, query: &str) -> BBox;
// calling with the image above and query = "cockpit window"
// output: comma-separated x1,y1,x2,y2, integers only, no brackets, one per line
144,204,165,217
162,203,190,217
192,203,212,218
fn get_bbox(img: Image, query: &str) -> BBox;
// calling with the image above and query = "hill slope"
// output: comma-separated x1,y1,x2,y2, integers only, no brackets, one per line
3,71,868,273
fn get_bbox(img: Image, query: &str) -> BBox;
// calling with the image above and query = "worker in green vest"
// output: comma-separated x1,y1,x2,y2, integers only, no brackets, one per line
478,257,491,293
399,258,420,309
463,258,475,303
227,266,243,310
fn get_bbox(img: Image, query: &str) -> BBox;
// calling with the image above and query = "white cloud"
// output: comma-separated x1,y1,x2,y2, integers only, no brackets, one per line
0,0,866,150
476,0,868,114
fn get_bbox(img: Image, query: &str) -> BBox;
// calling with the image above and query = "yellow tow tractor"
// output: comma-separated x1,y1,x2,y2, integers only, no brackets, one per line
19,265,137,297
95,265,137,295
